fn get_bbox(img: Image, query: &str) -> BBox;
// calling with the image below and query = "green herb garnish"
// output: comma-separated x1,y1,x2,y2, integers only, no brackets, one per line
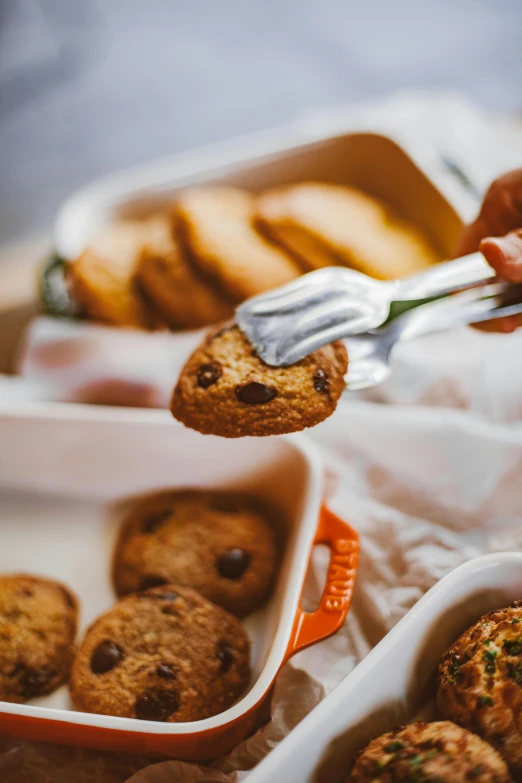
507,660,522,685
483,649,497,673
384,741,404,753
504,638,522,655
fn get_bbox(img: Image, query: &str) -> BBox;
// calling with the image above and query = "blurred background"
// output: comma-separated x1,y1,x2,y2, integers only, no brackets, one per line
1,0,522,247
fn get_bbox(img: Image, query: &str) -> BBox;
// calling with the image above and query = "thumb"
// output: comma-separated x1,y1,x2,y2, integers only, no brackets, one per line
479,229,522,282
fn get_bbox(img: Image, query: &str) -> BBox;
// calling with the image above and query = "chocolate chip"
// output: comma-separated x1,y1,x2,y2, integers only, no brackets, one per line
216,549,251,580
91,641,123,674
197,362,222,389
141,509,172,534
313,369,330,394
161,605,178,616
139,575,169,591
135,690,179,721
217,641,234,673
61,588,76,608
236,382,277,405
19,668,53,698
156,664,176,680
18,587,33,598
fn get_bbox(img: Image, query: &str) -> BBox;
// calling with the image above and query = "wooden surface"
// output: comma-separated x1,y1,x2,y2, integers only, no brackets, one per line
0,239,46,373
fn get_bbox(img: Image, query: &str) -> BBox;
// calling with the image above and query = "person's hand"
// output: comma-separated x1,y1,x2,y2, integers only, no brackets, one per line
454,167,522,333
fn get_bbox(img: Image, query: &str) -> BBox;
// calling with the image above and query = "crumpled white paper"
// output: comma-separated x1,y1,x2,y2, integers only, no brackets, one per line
4,92,522,781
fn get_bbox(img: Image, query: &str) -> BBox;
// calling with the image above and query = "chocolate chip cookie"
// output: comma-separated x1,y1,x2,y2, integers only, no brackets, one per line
136,215,234,329
175,187,301,302
113,490,279,617
0,574,78,703
171,323,348,437
70,585,251,722
68,220,159,329
256,182,439,279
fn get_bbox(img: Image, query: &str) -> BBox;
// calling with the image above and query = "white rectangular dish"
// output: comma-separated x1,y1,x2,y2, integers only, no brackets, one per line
0,403,359,759
248,552,522,783
55,129,463,262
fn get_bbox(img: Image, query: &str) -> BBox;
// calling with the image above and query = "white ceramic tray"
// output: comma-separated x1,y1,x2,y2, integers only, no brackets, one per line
248,552,522,783
55,128,463,263
0,403,359,759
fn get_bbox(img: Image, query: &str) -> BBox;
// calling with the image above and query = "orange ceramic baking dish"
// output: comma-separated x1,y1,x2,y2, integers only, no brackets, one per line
0,403,359,759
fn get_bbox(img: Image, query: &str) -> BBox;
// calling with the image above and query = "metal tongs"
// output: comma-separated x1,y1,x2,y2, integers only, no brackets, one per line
236,253,522,391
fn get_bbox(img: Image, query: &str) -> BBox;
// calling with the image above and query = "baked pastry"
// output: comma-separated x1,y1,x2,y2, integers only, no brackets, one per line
0,574,78,703
171,323,348,437
136,215,234,329
112,490,279,617
174,187,301,301
437,601,522,774
256,182,440,279
68,220,159,329
70,585,251,722
348,721,512,782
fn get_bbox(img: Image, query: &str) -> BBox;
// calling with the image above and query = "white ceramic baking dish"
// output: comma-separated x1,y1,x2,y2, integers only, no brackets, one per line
248,552,522,783
54,128,463,263
0,402,359,759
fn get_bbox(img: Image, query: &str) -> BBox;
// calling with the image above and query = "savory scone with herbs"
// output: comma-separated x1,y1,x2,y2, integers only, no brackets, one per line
174,187,301,302
437,600,522,774
256,181,440,279
171,323,348,437
136,215,234,329
348,721,512,783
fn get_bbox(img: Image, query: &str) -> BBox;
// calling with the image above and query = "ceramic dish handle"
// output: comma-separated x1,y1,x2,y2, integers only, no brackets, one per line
284,506,360,662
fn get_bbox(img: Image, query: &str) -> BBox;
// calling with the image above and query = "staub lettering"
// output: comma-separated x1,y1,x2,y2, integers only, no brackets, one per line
322,539,357,612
